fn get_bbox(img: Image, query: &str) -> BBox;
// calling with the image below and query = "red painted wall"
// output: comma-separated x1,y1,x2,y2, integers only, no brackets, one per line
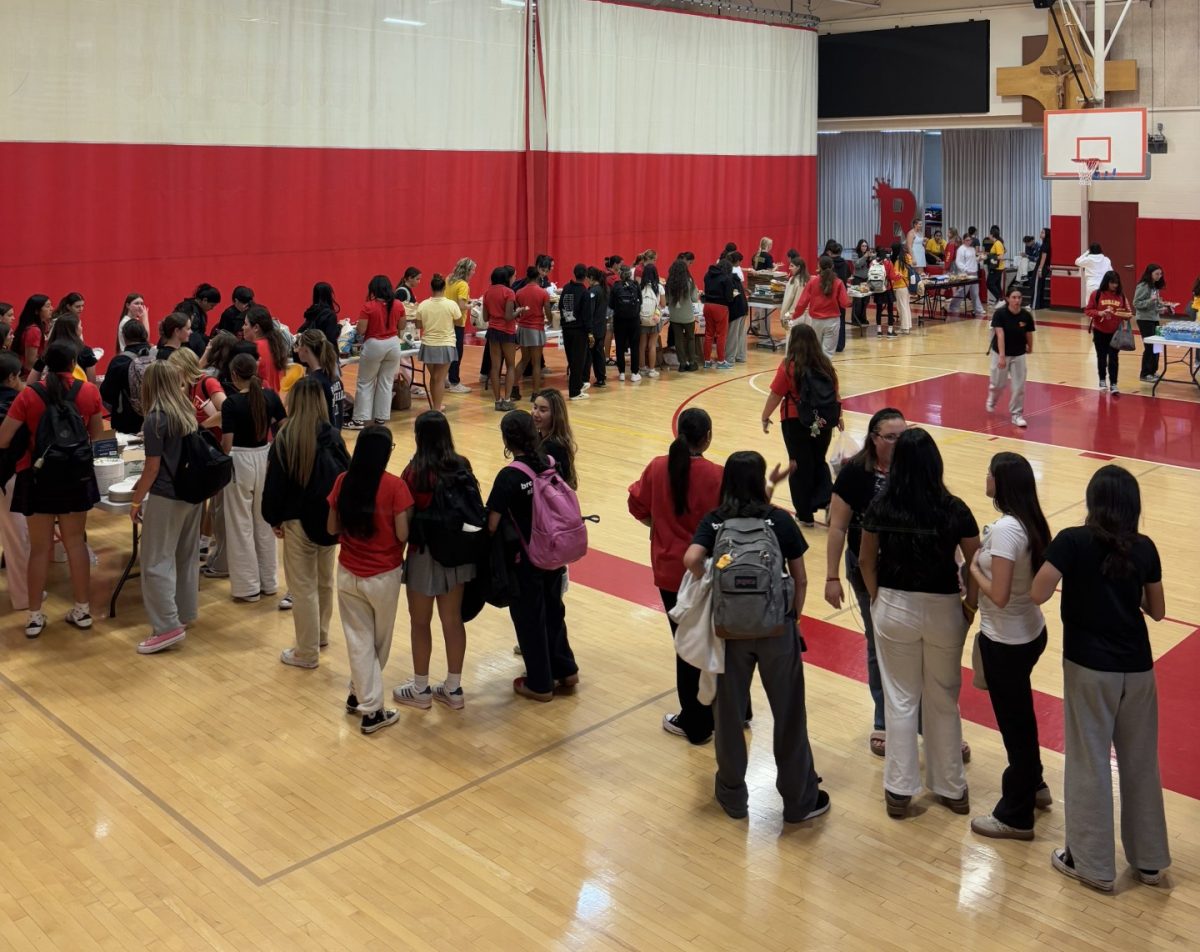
0,142,816,362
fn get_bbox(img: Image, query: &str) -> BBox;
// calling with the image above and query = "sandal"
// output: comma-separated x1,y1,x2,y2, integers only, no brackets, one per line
869,731,886,757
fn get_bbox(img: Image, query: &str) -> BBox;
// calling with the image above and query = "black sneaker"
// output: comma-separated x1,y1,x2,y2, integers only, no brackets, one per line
345,693,360,714
510,387,521,401
360,709,399,734
594,381,607,389
787,789,831,823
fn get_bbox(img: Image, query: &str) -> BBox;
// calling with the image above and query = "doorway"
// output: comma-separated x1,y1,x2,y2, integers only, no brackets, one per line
1088,201,1138,287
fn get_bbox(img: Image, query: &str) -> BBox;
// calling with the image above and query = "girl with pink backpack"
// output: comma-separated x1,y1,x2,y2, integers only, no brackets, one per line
486,410,581,702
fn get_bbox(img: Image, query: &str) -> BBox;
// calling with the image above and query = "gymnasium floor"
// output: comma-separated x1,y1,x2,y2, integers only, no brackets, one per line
2,309,1198,951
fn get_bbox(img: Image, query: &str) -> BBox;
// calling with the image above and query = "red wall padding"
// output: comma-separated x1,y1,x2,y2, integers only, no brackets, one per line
0,142,816,362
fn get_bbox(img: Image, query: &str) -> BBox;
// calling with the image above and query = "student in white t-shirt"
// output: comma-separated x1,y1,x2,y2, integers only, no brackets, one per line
1075,243,1114,298
967,452,1053,841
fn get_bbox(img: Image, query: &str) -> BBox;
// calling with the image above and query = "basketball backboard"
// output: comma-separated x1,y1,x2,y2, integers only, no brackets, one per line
1042,107,1150,180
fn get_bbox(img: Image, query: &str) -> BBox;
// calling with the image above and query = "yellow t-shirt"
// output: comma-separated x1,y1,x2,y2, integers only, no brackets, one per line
414,297,459,348
990,240,1006,269
278,362,305,396
444,279,471,327
925,237,945,256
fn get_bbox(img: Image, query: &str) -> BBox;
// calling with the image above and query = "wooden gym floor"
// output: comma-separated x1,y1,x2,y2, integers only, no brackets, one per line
1,309,1198,951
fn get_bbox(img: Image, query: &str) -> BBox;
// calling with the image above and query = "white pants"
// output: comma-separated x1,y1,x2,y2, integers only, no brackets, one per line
338,564,403,713
893,285,912,331
988,352,1027,419
283,520,335,663
0,475,30,610
225,445,277,598
354,336,403,424
871,588,969,799
810,317,840,358
141,494,203,634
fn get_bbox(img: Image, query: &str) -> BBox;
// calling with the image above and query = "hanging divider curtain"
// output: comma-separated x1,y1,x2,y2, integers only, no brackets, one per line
536,0,818,270
0,0,817,353
817,132,925,253
942,129,1050,249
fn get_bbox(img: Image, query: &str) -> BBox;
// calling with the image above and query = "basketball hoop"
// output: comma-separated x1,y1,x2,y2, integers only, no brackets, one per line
1072,157,1102,187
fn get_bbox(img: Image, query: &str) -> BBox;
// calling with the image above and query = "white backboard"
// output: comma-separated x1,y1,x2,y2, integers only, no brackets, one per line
1042,107,1149,180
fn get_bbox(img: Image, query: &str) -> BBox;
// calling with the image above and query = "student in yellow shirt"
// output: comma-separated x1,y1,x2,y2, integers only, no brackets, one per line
443,258,476,394
924,231,946,264
986,226,1007,306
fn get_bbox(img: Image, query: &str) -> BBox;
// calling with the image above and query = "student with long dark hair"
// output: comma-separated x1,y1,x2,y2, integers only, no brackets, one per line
51,292,85,322
0,342,104,637
263,377,348,668
1032,227,1052,309
220,352,286,602
559,263,590,401
14,294,52,376
665,259,701,372
760,323,841,526
294,329,344,429
327,425,414,734
1030,465,1170,891
393,411,477,710
156,312,191,361
583,265,610,388
116,292,149,352
348,275,404,427
701,258,735,369
791,254,851,358
610,266,643,382
683,451,828,822
860,428,980,819
1084,270,1129,395
887,241,913,334
514,266,553,396
628,408,723,743
299,282,341,347
395,267,422,306
486,410,579,701
825,407,907,756
173,283,221,338
531,389,577,490
243,306,288,392
724,252,749,366
985,225,1008,305
30,313,98,384
850,239,871,327
987,287,1036,428
968,453,1053,839
483,266,523,412
1134,263,1169,382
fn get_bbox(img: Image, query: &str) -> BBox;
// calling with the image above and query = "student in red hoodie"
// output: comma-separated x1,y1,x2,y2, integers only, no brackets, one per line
1084,270,1130,395
627,408,723,744
791,255,851,358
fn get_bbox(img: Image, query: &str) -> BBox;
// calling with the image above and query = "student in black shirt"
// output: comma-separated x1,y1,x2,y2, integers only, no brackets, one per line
156,312,191,361
684,450,827,824
860,428,980,820
558,264,590,400
298,282,342,348
211,285,254,340
100,321,151,434
172,283,221,339
581,266,609,389
1031,464,1170,892
486,410,577,701
295,329,344,429
987,287,1035,428
824,407,906,754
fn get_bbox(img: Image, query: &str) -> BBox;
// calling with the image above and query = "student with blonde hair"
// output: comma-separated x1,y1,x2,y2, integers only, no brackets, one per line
752,236,774,271
128,361,204,654
444,258,477,394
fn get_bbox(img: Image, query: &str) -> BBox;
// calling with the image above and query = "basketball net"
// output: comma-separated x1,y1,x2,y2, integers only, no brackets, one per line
1073,157,1102,187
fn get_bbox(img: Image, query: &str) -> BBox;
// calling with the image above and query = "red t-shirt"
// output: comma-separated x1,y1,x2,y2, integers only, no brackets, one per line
6,375,103,472
769,361,805,422
18,325,45,373
190,375,224,438
515,284,550,330
327,471,414,577
627,454,724,592
254,338,281,391
358,300,399,340
483,285,517,334
794,275,850,319
400,463,433,511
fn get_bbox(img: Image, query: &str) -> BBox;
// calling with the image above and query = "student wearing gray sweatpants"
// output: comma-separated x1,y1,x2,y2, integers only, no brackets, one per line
1062,661,1171,883
141,495,203,634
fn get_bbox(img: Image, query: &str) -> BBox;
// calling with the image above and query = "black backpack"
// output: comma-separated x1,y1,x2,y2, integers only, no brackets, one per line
166,428,233,504
791,370,841,431
30,382,94,489
409,465,488,567
301,437,350,546
609,280,642,320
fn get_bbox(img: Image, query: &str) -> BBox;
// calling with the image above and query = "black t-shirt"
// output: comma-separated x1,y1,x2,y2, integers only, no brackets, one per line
487,454,561,544
34,341,96,375
220,388,286,447
832,459,887,556
865,495,979,594
155,345,176,362
307,368,344,430
214,305,246,339
1044,526,1161,672
990,307,1036,357
691,506,809,561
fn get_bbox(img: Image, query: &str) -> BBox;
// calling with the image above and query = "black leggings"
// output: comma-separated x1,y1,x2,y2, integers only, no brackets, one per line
1092,329,1119,384
780,418,834,522
614,319,640,375
874,291,894,326
1137,319,1160,377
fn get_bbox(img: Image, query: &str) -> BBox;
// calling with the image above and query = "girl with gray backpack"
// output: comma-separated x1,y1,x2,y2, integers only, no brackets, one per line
683,451,830,824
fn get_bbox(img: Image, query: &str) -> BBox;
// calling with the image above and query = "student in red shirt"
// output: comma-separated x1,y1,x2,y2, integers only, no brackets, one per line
627,408,723,744
0,342,105,637
327,425,414,735
243,306,289,393
349,275,404,428
792,255,851,358
513,267,553,397
1084,270,1131,394
14,294,52,377
483,266,527,413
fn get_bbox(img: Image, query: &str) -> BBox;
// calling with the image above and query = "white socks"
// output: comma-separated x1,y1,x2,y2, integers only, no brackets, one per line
412,674,429,692
445,673,462,692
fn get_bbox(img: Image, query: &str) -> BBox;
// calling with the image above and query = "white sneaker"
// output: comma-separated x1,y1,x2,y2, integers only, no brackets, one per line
392,680,432,709
1098,379,1108,391
618,373,625,382
446,383,471,394
1109,382,1119,394
581,382,591,391
647,369,660,378
569,392,590,401
1012,415,1028,428
985,399,995,412
65,606,94,630
630,373,642,383
25,611,46,639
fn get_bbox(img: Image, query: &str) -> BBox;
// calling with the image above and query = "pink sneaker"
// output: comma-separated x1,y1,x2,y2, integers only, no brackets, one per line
137,627,186,655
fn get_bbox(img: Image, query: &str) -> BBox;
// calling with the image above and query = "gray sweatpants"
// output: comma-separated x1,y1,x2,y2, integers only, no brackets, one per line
1063,659,1171,881
714,629,820,820
988,351,1027,419
140,494,203,635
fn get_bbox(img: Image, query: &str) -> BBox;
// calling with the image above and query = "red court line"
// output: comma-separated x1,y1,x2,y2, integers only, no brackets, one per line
842,371,1200,470
572,547,1200,801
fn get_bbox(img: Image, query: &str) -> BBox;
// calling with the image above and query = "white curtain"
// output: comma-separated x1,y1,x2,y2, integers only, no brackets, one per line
818,132,924,251
538,0,817,156
943,129,1051,247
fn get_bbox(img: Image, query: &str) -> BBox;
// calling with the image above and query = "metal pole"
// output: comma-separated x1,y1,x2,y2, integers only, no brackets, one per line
1080,182,1090,307
1093,0,1106,102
